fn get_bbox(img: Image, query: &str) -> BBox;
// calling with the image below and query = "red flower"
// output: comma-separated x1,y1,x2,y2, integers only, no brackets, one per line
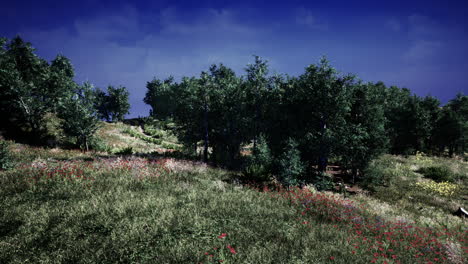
227,245,237,254
218,233,227,239
329,256,335,260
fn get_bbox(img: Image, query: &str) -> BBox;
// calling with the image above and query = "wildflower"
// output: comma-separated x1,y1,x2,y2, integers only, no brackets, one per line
227,245,236,254
329,256,335,260
218,233,227,239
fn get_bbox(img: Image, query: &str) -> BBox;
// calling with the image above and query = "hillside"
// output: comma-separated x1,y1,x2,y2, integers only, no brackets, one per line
0,122,466,263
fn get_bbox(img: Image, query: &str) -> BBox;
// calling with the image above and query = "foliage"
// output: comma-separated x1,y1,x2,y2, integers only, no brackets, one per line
277,138,304,186
312,171,335,191
418,166,455,183
58,82,100,151
434,94,468,156
123,127,162,145
340,82,388,180
243,135,272,182
415,180,459,197
0,140,13,170
1,139,467,263
94,85,130,122
362,155,409,191
113,146,134,155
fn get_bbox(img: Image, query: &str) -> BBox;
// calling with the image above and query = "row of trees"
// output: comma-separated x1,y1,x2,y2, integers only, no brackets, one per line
0,36,130,149
144,56,467,184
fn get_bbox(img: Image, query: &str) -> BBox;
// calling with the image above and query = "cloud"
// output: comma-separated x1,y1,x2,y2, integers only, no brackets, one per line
403,40,442,63
402,14,468,66
19,6,270,116
295,8,328,30
385,18,401,32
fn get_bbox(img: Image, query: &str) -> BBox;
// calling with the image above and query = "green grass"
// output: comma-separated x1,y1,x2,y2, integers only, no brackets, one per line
0,156,352,263
1,128,467,263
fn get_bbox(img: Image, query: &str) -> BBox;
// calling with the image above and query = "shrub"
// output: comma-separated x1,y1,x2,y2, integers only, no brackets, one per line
277,138,304,187
418,166,455,183
242,135,272,182
143,124,165,138
161,142,180,151
415,180,459,197
88,137,111,152
361,155,409,191
113,146,133,155
313,171,334,191
0,141,14,170
123,127,162,145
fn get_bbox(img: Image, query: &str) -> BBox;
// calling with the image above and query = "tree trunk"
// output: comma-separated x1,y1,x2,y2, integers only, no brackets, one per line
352,167,358,184
203,103,209,163
318,119,328,172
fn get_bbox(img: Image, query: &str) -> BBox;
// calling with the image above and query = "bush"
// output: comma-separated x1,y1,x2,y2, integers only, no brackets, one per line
88,137,111,152
242,135,272,182
123,127,162,145
313,171,334,191
143,124,165,138
161,142,180,151
113,146,133,155
361,155,405,191
418,166,455,183
0,141,14,170
277,138,304,187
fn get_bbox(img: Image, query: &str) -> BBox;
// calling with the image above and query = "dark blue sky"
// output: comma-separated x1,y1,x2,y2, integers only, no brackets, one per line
2,0,467,117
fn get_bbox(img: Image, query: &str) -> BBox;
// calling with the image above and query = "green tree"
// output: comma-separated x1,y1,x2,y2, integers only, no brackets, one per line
144,77,176,119
245,55,270,149
93,88,110,121
434,94,467,156
277,138,304,187
45,54,77,112
58,82,100,151
0,36,51,140
207,64,246,166
107,85,130,122
297,57,353,172
341,82,388,182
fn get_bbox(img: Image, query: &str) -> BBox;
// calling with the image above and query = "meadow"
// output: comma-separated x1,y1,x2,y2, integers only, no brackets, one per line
0,122,467,264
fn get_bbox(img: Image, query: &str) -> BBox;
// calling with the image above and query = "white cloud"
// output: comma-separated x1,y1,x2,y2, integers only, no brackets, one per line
295,8,328,30
20,7,270,116
385,18,401,32
403,40,442,63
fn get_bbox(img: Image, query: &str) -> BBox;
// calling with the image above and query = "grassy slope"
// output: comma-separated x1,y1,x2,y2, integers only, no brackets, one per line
0,124,467,264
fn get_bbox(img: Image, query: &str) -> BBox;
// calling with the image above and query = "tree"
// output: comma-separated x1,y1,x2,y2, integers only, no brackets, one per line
434,94,467,156
418,96,441,153
277,138,304,186
341,82,388,182
107,85,130,122
45,54,77,112
0,36,51,141
207,64,246,166
93,88,110,121
144,77,176,119
297,57,353,172
58,82,100,151
94,85,130,122
245,55,270,149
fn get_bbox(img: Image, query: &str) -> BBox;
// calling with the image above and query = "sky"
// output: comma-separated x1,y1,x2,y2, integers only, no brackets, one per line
2,0,468,117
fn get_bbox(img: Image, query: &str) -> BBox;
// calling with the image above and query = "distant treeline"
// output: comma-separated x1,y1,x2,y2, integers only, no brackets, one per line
0,36,130,150
1,36,466,184
144,56,467,182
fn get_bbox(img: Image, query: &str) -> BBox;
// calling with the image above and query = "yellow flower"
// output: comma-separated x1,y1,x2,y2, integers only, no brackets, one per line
415,180,459,197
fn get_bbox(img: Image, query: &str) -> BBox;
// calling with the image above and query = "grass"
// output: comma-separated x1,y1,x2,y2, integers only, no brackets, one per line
0,127,467,263
362,154,467,223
